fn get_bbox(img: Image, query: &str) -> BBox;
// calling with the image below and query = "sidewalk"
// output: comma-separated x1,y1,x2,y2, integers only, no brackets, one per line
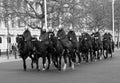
115,48,120,51
0,54,22,63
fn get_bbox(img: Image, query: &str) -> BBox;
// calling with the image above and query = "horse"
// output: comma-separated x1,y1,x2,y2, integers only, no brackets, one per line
91,32,103,60
32,29,60,71
103,33,113,59
56,28,75,70
67,30,81,63
47,31,65,70
79,32,93,62
16,34,35,71
32,38,50,71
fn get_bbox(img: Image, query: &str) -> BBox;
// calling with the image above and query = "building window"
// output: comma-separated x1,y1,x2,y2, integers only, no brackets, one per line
0,37,2,43
7,37,11,43
18,19,25,27
12,19,15,28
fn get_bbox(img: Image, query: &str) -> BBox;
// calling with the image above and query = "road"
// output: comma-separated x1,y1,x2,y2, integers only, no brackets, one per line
0,50,120,83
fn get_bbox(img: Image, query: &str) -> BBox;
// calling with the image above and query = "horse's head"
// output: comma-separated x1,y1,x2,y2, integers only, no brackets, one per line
16,35,24,51
23,29,32,41
103,33,110,41
48,31,55,39
67,30,76,41
81,33,89,47
57,28,66,39
91,32,99,44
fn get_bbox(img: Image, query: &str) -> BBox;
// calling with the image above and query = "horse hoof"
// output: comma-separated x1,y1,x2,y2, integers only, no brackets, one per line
37,69,40,71
41,68,46,71
95,59,97,62
86,61,89,63
24,69,27,71
46,67,49,70
71,64,75,70
78,61,81,63
63,64,67,71
58,68,61,71
104,57,107,59
31,66,34,69
44,63,47,67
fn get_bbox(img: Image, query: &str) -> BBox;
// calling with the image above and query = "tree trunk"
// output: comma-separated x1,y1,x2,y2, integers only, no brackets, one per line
118,27,120,48
5,17,10,59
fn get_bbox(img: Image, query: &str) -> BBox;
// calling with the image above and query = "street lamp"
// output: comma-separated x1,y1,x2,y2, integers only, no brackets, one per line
112,0,115,41
44,0,48,31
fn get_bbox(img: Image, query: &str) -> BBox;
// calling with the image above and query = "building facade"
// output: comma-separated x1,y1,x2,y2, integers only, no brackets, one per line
0,0,41,52
0,21,40,52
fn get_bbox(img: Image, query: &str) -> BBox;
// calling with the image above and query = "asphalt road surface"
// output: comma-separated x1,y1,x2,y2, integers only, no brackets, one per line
0,50,120,83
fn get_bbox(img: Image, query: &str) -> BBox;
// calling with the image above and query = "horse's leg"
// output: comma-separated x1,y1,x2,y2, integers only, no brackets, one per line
100,48,103,59
71,60,75,70
93,50,96,60
32,52,40,70
97,50,100,60
86,53,89,62
58,55,62,71
76,50,81,63
29,55,34,69
71,52,76,70
106,49,108,59
31,59,34,69
103,50,106,59
73,50,77,63
111,51,112,58
46,55,51,70
42,57,46,71
63,50,67,71
110,48,113,58
23,58,27,71
69,55,72,67
90,49,93,62
53,56,58,69
34,54,39,71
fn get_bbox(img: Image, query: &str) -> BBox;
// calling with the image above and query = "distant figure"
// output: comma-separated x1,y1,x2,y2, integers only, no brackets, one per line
12,44,17,59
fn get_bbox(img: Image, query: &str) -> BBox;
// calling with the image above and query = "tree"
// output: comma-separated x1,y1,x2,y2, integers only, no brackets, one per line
0,0,117,33
79,0,113,31
114,0,120,47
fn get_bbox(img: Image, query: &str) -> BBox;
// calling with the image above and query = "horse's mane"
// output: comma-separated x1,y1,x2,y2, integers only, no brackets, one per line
57,29,65,34
67,30,77,41
57,29,66,38
41,29,46,35
103,33,112,40
68,30,76,36
94,32,100,37
81,32,91,40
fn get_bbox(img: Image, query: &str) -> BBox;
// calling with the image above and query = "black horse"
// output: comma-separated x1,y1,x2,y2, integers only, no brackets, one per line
31,29,56,71
32,38,50,71
79,32,93,62
103,33,113,59
91,32,103,60
16,34,35,71
47,31,65,70
57,29,76,70
67,30,81,63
